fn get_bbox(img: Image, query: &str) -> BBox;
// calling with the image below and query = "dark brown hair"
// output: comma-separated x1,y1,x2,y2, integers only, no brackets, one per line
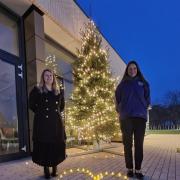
121,60,148,85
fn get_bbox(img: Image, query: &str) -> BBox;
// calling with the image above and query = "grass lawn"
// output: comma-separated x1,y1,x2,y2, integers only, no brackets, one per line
147,130,180,134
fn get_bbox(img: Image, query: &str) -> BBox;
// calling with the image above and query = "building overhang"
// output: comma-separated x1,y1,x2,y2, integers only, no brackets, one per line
0,0,32,16
0,0,80,56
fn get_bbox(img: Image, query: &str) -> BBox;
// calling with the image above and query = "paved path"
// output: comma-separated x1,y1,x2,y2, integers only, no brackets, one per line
0,134,179,180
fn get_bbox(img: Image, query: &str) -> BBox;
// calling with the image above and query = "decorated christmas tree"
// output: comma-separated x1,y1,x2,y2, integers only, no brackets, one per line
67,21,119,145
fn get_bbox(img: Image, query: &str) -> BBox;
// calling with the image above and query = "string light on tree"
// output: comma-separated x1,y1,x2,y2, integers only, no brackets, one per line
45,54,58,74
66,20,120,145
45,54,63,90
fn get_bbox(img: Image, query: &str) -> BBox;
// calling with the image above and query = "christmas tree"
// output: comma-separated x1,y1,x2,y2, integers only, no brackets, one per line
67,21,119,145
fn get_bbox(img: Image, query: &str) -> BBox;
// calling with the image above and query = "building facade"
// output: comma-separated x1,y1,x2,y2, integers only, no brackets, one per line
0,0,126,162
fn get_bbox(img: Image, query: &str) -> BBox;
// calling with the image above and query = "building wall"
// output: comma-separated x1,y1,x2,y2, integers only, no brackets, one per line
0,0,126,78
33,0,126,78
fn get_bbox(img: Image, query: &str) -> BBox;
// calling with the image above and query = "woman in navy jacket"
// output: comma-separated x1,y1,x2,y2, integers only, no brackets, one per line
29,69,66,179
115,61,150,179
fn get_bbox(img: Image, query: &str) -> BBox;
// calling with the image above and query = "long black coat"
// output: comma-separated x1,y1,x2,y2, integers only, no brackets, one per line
29,86,66,143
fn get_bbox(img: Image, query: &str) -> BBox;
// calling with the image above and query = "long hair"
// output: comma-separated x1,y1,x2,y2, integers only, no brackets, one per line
38,68,60,95
121,61,148,85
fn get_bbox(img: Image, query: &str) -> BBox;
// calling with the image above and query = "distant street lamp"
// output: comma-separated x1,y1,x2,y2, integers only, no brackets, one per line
146,105,152,131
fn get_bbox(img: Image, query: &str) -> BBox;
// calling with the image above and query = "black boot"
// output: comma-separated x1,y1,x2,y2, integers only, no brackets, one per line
135,169,144,179
127,169,134,177
51,166,58,177
44,166,50,179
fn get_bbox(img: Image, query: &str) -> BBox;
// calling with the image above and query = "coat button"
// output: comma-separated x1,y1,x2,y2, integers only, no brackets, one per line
55,109,58,112
46,115,48,118
46,108,49,111
46,99,48,102
56,101,58,104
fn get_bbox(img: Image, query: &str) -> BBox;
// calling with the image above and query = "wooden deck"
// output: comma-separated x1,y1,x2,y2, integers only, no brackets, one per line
60,134,180,179
142,134,180,180
0,134,179,180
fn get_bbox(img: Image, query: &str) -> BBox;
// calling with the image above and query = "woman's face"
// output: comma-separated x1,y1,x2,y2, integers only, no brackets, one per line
43,71,54,85
127,63,138,77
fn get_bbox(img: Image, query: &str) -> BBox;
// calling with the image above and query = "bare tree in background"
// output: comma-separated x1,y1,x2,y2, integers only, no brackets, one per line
164,90,180,106
150,90,180,130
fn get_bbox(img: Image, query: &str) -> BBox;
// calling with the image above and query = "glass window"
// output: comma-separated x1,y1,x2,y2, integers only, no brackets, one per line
0,12,19,56
0,59,19,154
45,42,74,100
56,59,73,99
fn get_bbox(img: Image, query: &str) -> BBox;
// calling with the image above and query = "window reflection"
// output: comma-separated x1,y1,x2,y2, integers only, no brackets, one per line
45,42,73,100
0,59,19,154
0,12,19,56
56,59,73,100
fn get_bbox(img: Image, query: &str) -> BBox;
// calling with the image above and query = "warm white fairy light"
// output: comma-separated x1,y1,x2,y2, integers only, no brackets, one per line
45,54,63,90
66,20,120,144
58,168,128,180
45,54,58,74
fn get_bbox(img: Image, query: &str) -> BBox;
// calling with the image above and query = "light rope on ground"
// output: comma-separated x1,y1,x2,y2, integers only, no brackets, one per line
58,168,128,179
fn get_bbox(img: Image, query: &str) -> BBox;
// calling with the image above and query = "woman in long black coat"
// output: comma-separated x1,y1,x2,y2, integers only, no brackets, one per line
29,68,66,179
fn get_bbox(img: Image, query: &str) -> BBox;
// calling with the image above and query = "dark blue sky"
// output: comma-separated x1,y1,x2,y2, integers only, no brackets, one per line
76,0,180,104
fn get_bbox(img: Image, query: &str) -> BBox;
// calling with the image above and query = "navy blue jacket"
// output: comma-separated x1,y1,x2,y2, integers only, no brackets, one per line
115,77,150,121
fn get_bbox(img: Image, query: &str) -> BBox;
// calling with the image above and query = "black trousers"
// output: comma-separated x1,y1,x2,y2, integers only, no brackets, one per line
120,117,146,170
